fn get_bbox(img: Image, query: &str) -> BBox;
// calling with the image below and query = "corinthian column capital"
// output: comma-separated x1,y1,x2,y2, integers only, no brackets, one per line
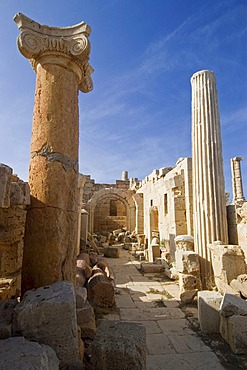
14,13,93,92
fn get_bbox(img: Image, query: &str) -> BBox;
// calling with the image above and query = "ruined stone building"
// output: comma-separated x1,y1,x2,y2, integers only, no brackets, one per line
81,157,194,262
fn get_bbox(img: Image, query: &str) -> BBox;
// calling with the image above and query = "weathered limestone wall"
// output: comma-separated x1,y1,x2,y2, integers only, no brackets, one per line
81,175,136,234
94,196,127,232
137,158,193,259
14,13,93,293
0,164,30,299
227,202,247,263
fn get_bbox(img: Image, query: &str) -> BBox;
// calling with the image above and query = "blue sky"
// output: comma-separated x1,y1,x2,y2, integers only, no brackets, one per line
0,0,246,199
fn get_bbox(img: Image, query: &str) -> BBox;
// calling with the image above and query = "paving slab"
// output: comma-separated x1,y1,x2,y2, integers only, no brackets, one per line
146,352,226,370
161,283,180,300
146,293,168,302
168,334,212,353
120,307,185,321
134,300,159,309
129,292,149,302
130,320,162,334
130,274,151,283
157,319,195,335
115,282,134,288
115,294,135,308
127,285,152,294
146,333,176,355
162,299,180,308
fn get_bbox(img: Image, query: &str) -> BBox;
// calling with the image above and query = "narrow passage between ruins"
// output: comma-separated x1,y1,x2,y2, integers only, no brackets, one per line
87,246,243,370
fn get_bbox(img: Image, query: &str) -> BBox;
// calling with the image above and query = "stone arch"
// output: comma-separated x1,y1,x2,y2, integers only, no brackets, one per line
87,188,136,234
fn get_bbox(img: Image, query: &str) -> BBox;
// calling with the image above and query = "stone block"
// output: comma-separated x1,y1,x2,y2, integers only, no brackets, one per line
174,235,194,251
179,273,201,292
140,263,164,273
0,299,18,339
0,164,12,208
91,321,146,370
198,291,223,334
0,337,59,369
15,281,81,369
209,244,246,284
76,300,96,339
10,181,30,206
179,273,201,304
0,206,26,244
103,246,120,258
230,274,247,298
75,286,88,308
220,315,247,354
219,293,247,317
175,251,200,274
0,240,23,275
0,277,20,301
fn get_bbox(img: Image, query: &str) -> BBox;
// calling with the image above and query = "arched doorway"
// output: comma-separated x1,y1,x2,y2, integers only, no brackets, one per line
87,188,136,234
94,195,127,233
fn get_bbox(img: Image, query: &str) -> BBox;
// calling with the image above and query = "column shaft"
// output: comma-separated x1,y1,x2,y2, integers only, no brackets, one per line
231,157,245,203
22,63,79,292
191,70,228,283
14,13,93,293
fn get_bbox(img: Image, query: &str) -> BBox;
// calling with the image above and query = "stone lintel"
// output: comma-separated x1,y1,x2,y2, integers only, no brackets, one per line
14,13,93,93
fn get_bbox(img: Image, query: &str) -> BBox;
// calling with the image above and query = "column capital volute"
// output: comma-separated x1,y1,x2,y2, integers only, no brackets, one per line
14,13,93,92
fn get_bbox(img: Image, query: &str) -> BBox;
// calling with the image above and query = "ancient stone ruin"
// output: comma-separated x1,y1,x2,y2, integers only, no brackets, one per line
0,12,247,370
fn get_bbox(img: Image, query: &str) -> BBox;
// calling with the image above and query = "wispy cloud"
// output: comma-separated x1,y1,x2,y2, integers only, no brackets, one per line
80,1,247,183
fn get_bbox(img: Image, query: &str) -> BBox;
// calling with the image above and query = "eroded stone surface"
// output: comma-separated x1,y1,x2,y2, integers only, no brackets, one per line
0,337,59,370
0,164,12,208
76,300,96,339
198,291,223,334
220,315,247,354
91,321,146,370
15,281,80,369
219,293,247,317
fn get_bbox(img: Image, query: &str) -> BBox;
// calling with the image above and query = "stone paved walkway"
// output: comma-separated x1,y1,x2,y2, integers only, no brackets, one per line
102,248,236,370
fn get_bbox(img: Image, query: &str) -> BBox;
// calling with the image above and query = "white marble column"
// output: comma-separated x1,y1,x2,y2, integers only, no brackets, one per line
231,157,245,203
191,70,228,283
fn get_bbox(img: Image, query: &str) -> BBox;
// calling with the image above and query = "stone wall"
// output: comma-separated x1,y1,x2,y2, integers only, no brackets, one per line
136,157,193,259
0,164,30,300
227,202,247,263
81,175,136,234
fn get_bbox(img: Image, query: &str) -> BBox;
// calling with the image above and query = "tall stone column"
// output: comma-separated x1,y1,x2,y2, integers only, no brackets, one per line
133,192,144,234
14,13,93,293
191,70,228,283
231,157,245,203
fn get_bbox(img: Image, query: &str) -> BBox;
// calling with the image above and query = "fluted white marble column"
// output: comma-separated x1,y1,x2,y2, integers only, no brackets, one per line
231,157,245,203
191,70,228,283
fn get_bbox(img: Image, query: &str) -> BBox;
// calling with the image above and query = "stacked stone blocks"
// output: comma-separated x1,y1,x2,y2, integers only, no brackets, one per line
0,164,30,300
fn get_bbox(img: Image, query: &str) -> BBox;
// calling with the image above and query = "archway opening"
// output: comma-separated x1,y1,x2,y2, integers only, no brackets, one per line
94,196,127,233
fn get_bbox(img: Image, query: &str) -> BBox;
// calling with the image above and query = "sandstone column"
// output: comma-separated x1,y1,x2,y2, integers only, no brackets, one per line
191,70,228,283
14,13,93,293
231,157,245,203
